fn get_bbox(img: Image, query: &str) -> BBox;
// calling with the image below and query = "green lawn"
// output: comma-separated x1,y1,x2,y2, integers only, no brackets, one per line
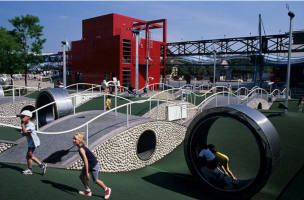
76,96,160,116
1,111,304,199
0,127,21,141
269,98,300,112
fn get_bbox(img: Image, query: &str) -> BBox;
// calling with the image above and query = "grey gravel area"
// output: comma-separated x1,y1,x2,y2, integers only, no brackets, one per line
0,142,16,154
0,110,146,167
0,96,32,105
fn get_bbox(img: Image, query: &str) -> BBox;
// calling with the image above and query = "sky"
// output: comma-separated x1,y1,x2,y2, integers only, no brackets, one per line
0,1,303,53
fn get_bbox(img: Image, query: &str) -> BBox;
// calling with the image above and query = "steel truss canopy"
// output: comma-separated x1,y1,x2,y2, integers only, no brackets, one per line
166,31,304,57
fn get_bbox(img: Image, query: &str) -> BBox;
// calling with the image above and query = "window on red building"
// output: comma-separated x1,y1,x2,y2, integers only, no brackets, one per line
122,68,131,87
122,39,131,64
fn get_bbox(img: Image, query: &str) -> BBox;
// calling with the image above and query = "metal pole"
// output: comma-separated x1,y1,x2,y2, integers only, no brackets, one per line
63,43,67,87
73,96,76,115
213,51,216,88
36,110,39,130
12,80,15,103
285,11,295,113
145,26,150,92
115,82,117,116
135,31,139,93
103,94,106,111
157,99,159,120
130,103,132,120
127,104,129,127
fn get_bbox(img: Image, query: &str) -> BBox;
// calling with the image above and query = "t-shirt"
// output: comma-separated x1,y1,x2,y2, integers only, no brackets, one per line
23,121,40,148
199,149,216,161
106,99,112,109
79,146,98,168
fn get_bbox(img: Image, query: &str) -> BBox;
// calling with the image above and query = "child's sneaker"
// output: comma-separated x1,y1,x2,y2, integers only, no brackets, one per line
104,187,111,199
41,163,47,176
79,190,92,197
22,169,33,175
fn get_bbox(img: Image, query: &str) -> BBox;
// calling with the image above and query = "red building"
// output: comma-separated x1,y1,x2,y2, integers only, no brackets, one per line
70,13,166,89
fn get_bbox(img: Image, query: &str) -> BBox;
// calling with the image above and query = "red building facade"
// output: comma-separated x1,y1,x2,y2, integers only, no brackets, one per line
70,13,166,89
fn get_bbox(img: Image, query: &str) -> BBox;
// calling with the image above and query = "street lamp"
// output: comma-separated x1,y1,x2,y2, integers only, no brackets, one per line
213,50,217,88
131,29,140,93
61,40,69,87
285,10,295,113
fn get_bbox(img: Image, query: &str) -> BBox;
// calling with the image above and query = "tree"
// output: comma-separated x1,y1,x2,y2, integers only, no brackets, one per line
0,27,23,83
9,14,46,86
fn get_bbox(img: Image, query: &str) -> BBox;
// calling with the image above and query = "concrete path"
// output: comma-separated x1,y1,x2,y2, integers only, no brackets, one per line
0,96,32,105
0,110,146,167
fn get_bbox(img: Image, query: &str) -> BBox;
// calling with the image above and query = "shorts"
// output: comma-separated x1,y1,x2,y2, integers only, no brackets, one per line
27,147,36,154
81,163,100,182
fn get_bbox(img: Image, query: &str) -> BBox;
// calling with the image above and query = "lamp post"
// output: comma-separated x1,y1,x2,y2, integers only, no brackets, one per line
213,50,217,88
285,10,295,113
61,41,68,87
131,29,140,93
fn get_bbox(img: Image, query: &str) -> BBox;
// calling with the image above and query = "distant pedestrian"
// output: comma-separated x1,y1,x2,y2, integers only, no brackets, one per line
105,96,112,110
18,110,47,175
73,132,111,199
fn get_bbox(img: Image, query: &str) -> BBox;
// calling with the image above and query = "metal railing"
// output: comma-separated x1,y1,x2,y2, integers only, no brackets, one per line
0,83,288,147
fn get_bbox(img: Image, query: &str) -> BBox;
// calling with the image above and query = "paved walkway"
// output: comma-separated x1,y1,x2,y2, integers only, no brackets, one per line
0,96,32,105
0,110,145,167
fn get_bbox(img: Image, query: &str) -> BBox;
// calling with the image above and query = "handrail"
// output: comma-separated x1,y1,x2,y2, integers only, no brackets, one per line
0,84,288,147
31,85,108,114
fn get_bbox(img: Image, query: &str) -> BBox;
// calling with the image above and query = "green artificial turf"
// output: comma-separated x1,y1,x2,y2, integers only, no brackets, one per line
269,99,300,112
76,96,160,116
0,127,21,141
25,89,48,99
1,111,304,200
277,165,304,200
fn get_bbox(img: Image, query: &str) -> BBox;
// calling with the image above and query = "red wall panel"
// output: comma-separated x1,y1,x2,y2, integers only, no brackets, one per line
70,13,165,89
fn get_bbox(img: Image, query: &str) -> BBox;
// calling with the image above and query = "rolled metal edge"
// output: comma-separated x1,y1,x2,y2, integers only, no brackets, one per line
36,88,73,126
0,86,4,97
184,104,281,199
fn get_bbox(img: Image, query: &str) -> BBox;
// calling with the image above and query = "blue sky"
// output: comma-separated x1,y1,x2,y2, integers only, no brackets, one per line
0,1,303,53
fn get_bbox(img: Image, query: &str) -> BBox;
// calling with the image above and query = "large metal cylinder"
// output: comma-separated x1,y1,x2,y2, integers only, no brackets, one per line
0,85,4,97
36,88,73,126
184,104,280,199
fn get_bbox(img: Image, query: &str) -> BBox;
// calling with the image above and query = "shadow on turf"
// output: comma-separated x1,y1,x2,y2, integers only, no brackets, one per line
142,172,213,200
41,180,101,198
43,146,77,164
0,162,24,172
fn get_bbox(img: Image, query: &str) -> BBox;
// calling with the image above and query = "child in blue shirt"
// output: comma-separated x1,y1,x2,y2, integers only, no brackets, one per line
18,110,47,175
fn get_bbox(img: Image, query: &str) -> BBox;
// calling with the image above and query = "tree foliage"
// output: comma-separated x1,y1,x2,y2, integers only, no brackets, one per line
0,27,23,75
9,14,46,85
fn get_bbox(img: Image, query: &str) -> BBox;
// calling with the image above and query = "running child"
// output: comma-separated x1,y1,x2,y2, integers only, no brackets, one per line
73,132,111,199
18,110,47,175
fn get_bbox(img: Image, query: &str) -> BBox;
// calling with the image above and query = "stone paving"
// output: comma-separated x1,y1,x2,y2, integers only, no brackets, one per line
0,96,33,105
0,110,145,167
